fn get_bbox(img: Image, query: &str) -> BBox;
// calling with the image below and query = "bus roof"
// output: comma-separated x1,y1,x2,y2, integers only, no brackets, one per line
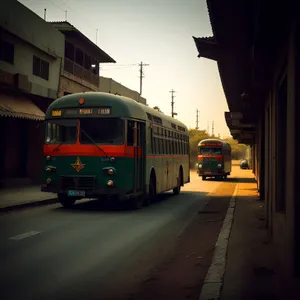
198,138,231,148
46,92,188,132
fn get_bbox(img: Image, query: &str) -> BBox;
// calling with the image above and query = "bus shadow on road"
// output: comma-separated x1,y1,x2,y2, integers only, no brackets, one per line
52,191,209,214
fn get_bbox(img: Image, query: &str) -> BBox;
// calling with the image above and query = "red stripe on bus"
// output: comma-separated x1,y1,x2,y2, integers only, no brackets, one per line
198,155,222,161
43,144,141,157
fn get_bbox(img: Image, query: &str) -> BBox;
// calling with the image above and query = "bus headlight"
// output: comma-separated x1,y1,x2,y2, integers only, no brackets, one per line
46,178,52,184
110,157,115,163
217,164,222,168
198,164,202,169
107,180,114,187
108,168,114,175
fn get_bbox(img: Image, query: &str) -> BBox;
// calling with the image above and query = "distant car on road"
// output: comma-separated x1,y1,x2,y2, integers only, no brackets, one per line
240,159,249,169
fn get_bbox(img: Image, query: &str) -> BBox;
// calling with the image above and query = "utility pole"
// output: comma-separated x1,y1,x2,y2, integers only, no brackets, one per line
218,133,221,139
65,11,67,21
96,29,98,45
139,61,149,95
212,121,215,136
170,89,177,118
196,109,199,130
44,8,47,21
207,121,210,135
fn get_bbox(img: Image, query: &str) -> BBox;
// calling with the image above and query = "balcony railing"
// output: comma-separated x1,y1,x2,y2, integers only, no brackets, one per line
64,58,99,87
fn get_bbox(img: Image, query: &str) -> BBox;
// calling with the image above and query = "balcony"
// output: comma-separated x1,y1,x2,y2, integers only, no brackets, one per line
64,58,99,87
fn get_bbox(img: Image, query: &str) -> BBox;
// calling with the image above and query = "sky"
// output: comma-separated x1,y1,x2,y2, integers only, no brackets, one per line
19,0,230,138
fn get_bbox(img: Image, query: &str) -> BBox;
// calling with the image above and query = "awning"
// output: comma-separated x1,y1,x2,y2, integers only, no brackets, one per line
0,94,45,121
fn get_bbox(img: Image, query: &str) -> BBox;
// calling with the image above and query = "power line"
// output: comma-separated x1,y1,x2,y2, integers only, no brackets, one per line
139,61,149,95
170,89,177,118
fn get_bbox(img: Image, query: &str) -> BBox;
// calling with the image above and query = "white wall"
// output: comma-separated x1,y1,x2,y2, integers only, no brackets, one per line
99,76,147,105
0,0,64,98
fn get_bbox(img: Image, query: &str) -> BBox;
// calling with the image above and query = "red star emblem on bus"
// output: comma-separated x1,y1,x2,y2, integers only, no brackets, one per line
71,157,86,172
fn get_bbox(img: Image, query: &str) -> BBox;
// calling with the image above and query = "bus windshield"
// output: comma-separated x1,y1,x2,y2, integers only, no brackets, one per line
199,147,222,155
80,118,124,145
45,119,77,144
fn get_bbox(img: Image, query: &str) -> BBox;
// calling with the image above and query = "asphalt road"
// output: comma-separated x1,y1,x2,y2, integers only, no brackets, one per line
0,172,232,300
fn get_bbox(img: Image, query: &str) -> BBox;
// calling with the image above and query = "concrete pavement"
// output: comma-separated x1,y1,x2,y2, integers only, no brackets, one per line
0,172,226,300
0,186,57,212
199,167,300,300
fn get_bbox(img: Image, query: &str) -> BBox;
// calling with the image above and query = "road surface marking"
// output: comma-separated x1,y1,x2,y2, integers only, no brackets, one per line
9,231,42,241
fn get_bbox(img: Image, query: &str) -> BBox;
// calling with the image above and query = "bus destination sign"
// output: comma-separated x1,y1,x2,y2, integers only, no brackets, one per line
51,109,62,117
50,107,111,117
79,108,93,115
97,108,111,115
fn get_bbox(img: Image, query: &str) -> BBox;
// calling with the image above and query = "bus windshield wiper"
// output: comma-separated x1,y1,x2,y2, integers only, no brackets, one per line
80,128,108,157
52,142,63,153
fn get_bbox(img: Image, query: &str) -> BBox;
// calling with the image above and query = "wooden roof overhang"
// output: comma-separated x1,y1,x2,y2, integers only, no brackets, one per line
193,0,291,144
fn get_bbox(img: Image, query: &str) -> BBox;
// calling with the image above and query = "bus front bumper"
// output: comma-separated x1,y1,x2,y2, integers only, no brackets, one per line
197,170,226,176
41,185,126,199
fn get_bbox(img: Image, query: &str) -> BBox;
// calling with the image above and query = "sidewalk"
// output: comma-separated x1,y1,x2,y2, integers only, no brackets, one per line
220,171,286,300
199,168,300,300
0,186,57,212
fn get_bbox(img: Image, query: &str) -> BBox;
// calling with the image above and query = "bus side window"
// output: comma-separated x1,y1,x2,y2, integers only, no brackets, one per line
127,120,134,146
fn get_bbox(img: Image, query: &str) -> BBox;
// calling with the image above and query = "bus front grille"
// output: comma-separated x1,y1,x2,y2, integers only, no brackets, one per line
60,176,95,192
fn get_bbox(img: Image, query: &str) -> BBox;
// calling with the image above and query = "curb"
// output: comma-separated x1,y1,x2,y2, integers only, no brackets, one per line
0,197,58,213
198,183,239,300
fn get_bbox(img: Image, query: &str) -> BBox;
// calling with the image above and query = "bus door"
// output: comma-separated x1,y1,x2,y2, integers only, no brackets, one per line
133,121,146,194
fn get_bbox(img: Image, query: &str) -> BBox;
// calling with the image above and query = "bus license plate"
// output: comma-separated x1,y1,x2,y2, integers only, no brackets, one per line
67,190,85,197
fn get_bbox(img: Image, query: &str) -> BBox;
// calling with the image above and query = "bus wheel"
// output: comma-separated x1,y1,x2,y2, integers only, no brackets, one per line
202,176,206,180
58,194,76,208
173,170,182,195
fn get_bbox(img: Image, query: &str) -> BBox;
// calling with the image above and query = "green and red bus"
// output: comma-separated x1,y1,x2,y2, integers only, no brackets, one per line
41,92,190,208
197,139,231,180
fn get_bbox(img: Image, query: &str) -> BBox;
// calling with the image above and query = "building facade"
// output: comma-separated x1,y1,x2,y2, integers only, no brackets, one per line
50,22,116,96
194,0,299,284
99,76,147,105
0,0,64,186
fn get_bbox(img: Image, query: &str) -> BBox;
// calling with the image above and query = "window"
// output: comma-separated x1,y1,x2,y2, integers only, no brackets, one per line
75,48,84,66
147,113,153,121
65,41,75,61
33,55,49,80
80,118,124,145
84,54,91,70
199,147,222,155
45,119,77,144
0,40,14,64
127,120,135,146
